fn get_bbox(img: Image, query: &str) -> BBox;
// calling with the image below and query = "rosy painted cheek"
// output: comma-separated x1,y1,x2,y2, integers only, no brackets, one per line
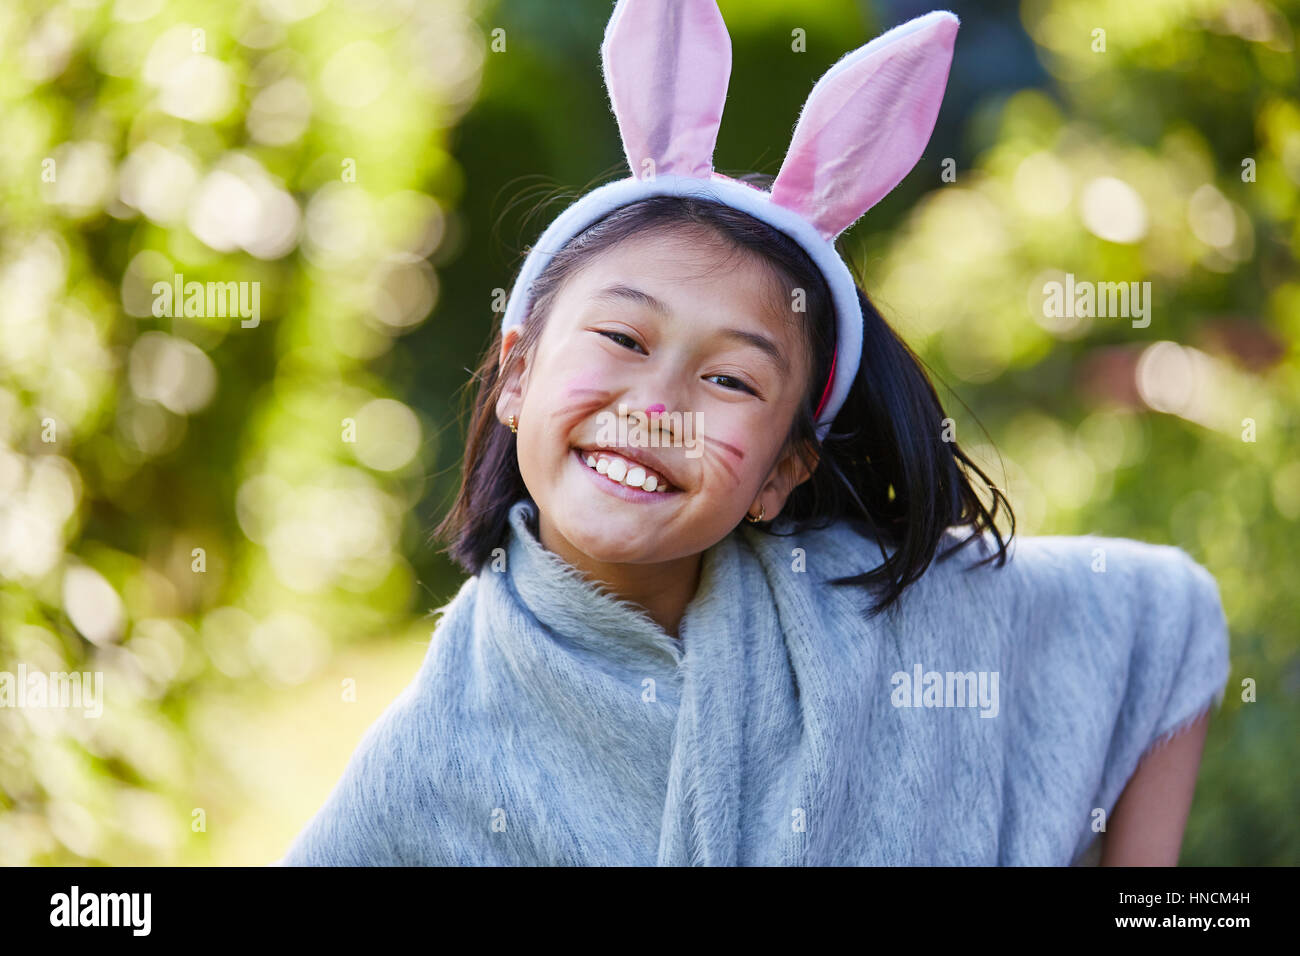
561,364,626,398
562,371,606,397
694,424,757,485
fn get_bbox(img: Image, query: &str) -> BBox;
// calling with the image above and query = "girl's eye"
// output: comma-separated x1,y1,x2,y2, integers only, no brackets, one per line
705,374,757,395
596,330,755,394
598,330,645,354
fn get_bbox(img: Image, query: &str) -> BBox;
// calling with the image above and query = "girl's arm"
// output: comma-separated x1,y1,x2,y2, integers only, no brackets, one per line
1098,710,1211,866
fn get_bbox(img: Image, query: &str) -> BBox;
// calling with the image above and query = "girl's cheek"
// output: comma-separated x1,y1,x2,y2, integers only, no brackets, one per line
561,371,606,397
697,419,757,483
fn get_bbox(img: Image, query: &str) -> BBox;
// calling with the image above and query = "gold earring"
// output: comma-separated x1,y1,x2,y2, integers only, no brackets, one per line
745,504,765,523
507,415,518,433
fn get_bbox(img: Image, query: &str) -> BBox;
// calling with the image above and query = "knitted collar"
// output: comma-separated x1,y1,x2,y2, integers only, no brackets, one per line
501,497,724,668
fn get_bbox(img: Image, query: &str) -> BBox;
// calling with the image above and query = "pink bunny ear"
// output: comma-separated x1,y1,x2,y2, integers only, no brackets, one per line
601,0,732,180
770,10,959,240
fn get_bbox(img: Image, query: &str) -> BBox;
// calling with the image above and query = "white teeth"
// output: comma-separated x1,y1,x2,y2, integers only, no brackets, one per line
579,449,672,493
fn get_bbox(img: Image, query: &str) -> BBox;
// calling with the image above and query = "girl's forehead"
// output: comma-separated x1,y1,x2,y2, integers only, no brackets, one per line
562,232,799,330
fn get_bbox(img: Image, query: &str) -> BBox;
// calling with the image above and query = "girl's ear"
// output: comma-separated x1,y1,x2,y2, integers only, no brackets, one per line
495,326,528,424
769,10,959,241
753,439,820,520
497,324,521,370
782,439,820,494
601,0,732,179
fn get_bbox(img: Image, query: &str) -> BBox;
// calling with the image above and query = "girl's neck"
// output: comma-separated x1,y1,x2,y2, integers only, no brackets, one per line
536,519,702,639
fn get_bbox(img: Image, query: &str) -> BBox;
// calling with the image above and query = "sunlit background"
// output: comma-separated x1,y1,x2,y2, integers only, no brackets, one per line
0,0,1296,865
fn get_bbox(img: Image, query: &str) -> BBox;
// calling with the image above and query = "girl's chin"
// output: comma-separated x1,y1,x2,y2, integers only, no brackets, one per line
555,524,668,564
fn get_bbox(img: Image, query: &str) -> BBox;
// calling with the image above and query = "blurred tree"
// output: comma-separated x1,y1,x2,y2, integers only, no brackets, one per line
0,0,488,863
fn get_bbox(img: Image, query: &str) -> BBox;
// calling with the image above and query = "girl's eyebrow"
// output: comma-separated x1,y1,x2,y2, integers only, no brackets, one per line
593,283,670,316
591,283,789,375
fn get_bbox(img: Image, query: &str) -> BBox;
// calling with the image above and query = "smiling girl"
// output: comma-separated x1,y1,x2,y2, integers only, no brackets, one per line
280,4,1230,867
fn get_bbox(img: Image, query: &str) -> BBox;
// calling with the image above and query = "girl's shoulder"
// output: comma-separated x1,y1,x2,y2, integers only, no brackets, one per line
781,514,1214,582
423,573,481,659
751,516,1223,626
998,530,1223,615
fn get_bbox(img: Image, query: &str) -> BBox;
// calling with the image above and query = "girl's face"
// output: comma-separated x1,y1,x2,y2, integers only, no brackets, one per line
497,228,817,569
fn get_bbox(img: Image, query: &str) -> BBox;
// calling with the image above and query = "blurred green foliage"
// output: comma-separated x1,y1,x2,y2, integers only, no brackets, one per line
0,0,1295,864
0,0,481,863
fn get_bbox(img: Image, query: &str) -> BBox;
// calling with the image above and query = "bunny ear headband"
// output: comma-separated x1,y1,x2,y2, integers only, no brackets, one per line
500,2,960,441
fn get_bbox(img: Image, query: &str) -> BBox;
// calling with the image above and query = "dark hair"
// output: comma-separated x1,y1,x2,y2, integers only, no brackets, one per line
434,173,1014,616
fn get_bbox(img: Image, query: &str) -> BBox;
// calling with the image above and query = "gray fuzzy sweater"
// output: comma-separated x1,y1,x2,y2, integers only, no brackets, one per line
281,498,1231,865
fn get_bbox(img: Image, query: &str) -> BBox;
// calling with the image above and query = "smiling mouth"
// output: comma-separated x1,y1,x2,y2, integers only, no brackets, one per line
573,447,679,493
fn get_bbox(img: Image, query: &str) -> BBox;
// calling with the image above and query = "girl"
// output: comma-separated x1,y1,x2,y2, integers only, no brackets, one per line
280,4,1229,866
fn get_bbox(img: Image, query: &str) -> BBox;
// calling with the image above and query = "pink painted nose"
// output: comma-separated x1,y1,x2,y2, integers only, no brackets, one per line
646,403,666,415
